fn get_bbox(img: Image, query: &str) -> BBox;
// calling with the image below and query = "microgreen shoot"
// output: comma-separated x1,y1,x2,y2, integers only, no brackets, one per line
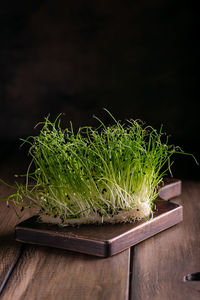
2,110,192,225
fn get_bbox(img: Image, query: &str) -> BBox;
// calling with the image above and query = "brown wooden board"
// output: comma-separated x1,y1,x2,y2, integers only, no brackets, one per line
15,178,182,257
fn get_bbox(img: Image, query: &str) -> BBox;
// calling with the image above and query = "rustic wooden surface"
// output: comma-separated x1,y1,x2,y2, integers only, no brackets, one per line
0,183,33,294
0,196,21,294
0,164,199,300
131,181,200,300
0,246,130,300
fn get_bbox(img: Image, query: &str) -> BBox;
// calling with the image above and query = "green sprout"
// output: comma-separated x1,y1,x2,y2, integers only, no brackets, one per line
2,110,192,225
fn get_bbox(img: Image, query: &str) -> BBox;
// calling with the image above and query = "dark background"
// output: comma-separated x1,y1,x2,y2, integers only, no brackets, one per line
0,0,199,179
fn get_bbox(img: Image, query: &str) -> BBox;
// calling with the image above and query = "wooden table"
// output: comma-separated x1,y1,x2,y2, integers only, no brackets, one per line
0,167,199,299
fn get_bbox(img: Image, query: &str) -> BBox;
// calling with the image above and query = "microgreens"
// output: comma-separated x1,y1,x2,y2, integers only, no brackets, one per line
2,110,192,225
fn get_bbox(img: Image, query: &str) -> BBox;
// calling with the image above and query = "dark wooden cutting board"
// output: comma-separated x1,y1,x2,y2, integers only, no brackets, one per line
15,178,182,257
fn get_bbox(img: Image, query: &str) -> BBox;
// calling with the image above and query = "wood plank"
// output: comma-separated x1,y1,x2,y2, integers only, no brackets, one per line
0,185,33,295
130,181,200,300
0,161,35,295
15,201,183,257
1,246,130,300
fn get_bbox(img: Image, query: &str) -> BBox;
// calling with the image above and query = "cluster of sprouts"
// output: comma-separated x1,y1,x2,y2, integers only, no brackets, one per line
4,110,187,226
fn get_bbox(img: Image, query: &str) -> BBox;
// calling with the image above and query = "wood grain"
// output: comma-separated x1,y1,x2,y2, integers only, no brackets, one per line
0,246,130,300
130,181,200,300
15,201,183,257
0,161,35,295
0,183,32,294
